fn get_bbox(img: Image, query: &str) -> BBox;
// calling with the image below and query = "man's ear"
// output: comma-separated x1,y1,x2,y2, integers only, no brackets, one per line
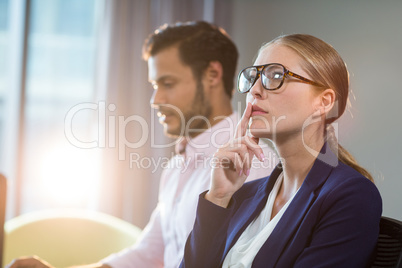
204,61,223,87
314,88,336,118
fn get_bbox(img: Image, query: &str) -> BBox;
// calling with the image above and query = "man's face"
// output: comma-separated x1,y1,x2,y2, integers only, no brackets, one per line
148,46,212,138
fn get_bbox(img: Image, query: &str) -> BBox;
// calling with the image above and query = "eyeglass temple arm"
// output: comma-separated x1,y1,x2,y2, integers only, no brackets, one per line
286,71,324,87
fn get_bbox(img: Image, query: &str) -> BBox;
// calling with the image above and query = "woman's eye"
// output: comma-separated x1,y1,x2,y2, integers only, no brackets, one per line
244,70,256,81
272,72,283,79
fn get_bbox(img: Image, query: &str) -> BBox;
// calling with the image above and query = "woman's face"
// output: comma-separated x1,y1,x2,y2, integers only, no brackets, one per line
246,44,322,141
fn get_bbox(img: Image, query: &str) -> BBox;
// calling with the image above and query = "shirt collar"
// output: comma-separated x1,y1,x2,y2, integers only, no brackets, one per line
175,113,239,160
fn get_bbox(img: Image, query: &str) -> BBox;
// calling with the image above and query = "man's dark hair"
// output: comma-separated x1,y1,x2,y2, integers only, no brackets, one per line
143,21,238,98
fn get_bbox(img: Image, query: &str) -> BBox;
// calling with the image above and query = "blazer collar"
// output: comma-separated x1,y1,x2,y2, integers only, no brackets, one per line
223,165,282,258
253,142,339,267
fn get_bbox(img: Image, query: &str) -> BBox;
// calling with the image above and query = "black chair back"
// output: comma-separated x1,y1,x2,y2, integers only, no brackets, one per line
371,216,402,268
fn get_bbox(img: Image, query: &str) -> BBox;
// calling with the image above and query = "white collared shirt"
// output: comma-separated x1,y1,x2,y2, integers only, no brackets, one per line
223,173,299,268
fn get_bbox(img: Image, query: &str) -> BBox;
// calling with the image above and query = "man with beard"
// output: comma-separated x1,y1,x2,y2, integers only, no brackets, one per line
8,21,276,268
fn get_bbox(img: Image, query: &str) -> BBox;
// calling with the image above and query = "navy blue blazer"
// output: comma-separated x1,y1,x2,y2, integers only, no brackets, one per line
180,144,382,267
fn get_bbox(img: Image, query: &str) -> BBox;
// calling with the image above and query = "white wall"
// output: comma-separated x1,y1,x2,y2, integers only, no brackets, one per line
230,0,402,220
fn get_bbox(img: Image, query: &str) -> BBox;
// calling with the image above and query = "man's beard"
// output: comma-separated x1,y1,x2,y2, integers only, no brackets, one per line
185,81,212,132
167,81,212,138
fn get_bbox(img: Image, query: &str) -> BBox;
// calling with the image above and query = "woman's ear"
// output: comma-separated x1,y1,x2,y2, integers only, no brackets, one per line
204,61,223,87
315,88,336,119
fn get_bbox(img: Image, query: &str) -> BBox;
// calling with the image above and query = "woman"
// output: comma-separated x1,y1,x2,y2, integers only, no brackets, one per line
180,34,382,268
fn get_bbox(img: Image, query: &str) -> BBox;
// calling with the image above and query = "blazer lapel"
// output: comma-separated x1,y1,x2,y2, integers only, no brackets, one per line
222,165,284,260
253,143,338,267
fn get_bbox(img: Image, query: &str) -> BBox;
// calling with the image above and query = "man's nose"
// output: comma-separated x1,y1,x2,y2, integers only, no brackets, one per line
150,89,164,108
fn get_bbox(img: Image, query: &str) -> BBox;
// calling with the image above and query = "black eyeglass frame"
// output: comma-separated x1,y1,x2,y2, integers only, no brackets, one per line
237,63,325,93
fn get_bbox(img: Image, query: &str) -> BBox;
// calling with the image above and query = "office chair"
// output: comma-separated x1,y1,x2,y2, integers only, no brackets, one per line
3,209,142,267
371,216,402,268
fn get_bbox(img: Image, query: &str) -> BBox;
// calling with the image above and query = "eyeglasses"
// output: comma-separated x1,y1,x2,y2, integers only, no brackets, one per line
237,63,324,93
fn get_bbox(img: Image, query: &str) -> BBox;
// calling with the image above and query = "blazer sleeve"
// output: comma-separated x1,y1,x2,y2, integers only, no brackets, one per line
294,176,382,268
180,192,235,268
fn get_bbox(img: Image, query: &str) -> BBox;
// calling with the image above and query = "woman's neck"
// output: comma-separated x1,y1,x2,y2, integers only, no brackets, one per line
274,131,325,195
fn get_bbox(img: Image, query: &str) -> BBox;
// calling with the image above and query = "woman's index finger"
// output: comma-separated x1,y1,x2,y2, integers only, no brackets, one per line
235,102,252,139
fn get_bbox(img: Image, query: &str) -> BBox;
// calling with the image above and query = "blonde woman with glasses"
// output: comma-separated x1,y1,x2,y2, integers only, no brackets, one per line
180,34,382,268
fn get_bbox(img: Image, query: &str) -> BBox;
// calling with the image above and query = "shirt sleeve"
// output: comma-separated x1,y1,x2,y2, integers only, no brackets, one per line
101,204,165,268
100,161,178,268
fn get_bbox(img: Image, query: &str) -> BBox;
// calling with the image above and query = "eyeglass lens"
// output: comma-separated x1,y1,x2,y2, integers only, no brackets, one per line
238,64,285,93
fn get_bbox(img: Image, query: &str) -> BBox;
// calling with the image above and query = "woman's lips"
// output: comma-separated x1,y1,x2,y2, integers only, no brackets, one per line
251,105,268,116
251,111,267,116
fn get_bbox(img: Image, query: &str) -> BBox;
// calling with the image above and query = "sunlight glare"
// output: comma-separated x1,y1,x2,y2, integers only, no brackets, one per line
39,145,101,206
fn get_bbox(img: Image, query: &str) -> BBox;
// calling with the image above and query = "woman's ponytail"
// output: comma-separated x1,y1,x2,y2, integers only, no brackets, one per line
326,124,374,182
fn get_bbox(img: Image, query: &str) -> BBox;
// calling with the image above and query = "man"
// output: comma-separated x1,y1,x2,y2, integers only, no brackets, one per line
8,21,276,268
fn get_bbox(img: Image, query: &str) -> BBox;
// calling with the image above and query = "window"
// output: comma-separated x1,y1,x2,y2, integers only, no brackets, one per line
0,0,10,164
1,0,103,215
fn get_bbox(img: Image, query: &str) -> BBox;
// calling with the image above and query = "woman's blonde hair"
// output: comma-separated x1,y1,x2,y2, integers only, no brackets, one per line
262,34,374,182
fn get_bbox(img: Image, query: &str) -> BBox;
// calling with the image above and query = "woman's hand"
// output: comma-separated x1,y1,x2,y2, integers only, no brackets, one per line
205,102,265,208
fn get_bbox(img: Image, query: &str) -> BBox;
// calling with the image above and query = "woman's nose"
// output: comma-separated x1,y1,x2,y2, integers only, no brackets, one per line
249,75,265,99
